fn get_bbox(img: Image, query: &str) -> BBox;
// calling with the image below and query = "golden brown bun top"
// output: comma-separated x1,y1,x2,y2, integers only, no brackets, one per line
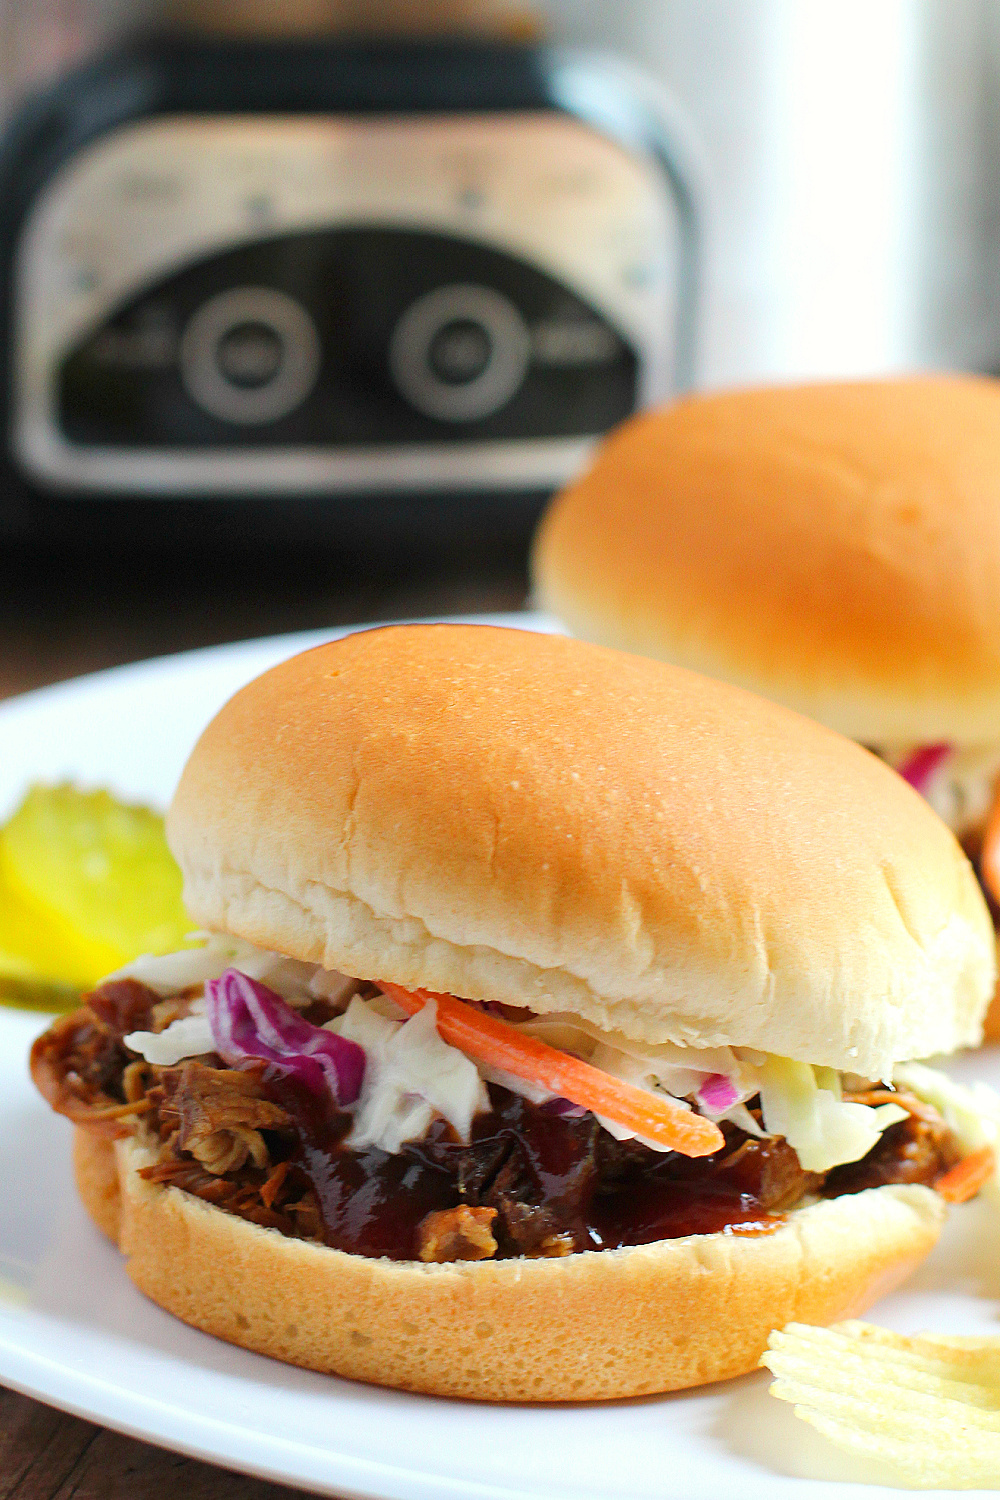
167,625,995,1076
532,376,1000,743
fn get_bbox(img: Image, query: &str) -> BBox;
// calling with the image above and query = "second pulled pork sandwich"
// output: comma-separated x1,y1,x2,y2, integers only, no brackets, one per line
531,376,1000,1033
31,625,998,1401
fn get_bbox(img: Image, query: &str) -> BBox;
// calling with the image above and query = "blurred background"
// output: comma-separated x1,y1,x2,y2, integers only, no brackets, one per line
2,0,1000,693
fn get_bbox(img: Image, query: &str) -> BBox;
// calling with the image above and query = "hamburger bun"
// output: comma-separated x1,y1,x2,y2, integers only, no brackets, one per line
531,376,1000,746
167,624,995,1081
59,625,992,1401
532,379,1000,1036
74,1127,946,1401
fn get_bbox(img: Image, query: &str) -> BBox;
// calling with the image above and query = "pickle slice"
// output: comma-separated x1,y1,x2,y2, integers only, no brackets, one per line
0,785,191,987
0,974,82,1013
0,863,108,1000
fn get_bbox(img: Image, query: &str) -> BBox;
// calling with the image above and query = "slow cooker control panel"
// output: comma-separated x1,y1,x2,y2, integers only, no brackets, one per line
13,113,679,496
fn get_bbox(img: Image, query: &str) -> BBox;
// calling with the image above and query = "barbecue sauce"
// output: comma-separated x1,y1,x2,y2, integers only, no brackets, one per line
261,1075,797,1260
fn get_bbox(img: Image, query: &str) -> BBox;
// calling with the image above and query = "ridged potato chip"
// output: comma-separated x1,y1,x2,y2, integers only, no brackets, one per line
762,1320,1000,1489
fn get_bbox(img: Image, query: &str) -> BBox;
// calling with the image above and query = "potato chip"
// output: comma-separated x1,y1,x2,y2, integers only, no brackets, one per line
762,1320,1000,1488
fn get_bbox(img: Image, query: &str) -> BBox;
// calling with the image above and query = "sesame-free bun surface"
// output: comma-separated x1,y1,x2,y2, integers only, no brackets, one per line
74,1129,945,1401
167,625,995,1078
73,1125,121,1244
532,377,1000,745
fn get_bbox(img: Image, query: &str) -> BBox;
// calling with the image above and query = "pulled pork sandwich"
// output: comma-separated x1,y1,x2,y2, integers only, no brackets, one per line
31,625,999,1401
531,376,1000,1035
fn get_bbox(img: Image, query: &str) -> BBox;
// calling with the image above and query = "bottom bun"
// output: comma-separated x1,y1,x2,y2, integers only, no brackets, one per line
73,1126,122,1244
73,1127,946,1402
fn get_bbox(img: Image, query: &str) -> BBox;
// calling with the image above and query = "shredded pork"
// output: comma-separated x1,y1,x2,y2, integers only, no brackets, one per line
30,978,968,1264
417,1205,498,1263
151,1062,292,1175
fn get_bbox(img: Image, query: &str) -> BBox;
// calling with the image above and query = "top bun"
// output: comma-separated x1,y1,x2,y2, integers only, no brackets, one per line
167,624,995,1078
532,376,1000,744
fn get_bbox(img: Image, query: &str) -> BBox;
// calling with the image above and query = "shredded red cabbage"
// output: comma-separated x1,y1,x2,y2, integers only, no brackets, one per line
897,743,952,795
205,968,365,1105
697,1073,740,1113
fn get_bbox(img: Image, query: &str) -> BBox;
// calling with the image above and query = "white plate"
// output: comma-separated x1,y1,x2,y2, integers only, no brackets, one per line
1,614,998,1500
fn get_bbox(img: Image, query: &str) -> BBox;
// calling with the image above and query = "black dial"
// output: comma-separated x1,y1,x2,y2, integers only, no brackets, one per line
59,227,638,448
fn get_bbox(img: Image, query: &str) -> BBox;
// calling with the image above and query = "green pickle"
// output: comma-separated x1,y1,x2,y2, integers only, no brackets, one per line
0,784,191,1007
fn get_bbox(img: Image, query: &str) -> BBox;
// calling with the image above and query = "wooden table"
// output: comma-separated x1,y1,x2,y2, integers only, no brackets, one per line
0,543,528,1498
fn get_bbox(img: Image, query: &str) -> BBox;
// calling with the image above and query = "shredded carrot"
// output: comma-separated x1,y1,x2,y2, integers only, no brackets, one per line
842,1089,944,1127
982,781,1000,905
379,982,725,1158
260,1159,291,1210
935,1145,996,1204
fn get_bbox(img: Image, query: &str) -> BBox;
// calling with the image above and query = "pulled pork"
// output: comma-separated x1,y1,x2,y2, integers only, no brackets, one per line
31,979,966,1265
417,1205,498,1263
152,1063,292,1175
30,981,330,1238
31,980,162,1129
142,1059,325,1238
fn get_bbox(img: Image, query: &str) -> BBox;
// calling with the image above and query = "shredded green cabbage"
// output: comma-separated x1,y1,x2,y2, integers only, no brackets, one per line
757,1057,906,1173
